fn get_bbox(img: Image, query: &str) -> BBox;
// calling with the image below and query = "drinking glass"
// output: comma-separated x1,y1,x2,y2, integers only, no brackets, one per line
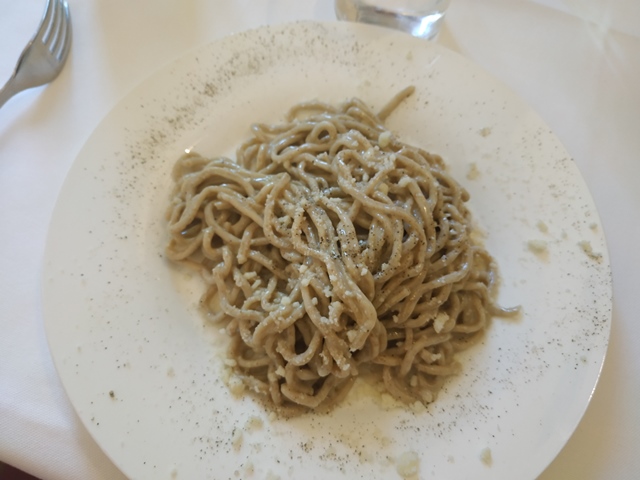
335,0,451,39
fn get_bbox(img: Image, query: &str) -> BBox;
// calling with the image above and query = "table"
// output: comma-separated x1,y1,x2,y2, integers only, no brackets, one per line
1,1,638,478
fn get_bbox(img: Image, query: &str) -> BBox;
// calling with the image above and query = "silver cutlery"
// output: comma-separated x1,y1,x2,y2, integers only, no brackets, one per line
0,0,72,109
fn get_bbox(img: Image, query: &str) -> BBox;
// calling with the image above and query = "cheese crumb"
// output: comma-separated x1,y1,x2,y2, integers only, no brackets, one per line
396,451,420,478
380,393,398,410
409,400,426,414
536,220,548,233
466,162,480,180
420,390,434,403
433,312,449,333
480,447,492,466
422,351,441,362
378,131,392,148
228,376,245,396
245,416,263,431
578,240,602,260
527,239,548,254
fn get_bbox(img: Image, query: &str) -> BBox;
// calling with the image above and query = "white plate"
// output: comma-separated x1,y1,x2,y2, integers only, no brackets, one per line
43,21,612,480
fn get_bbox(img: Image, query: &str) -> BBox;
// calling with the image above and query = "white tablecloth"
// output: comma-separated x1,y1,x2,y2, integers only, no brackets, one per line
1,1,638,479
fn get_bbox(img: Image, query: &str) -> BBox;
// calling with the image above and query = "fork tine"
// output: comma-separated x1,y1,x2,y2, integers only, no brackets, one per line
54,3,72,62
40,0,57,45
49,1,66,57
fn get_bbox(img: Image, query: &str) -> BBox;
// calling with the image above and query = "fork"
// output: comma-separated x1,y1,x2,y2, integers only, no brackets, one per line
0,0,72,109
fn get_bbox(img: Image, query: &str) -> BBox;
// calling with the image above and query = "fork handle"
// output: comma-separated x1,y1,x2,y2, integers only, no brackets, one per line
0,79,22,109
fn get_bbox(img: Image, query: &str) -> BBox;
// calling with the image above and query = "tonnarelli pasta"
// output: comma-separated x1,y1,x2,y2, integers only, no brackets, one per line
165,87,517,411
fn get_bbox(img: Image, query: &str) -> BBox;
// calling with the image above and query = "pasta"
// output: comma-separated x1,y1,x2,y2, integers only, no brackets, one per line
165,87,516,411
